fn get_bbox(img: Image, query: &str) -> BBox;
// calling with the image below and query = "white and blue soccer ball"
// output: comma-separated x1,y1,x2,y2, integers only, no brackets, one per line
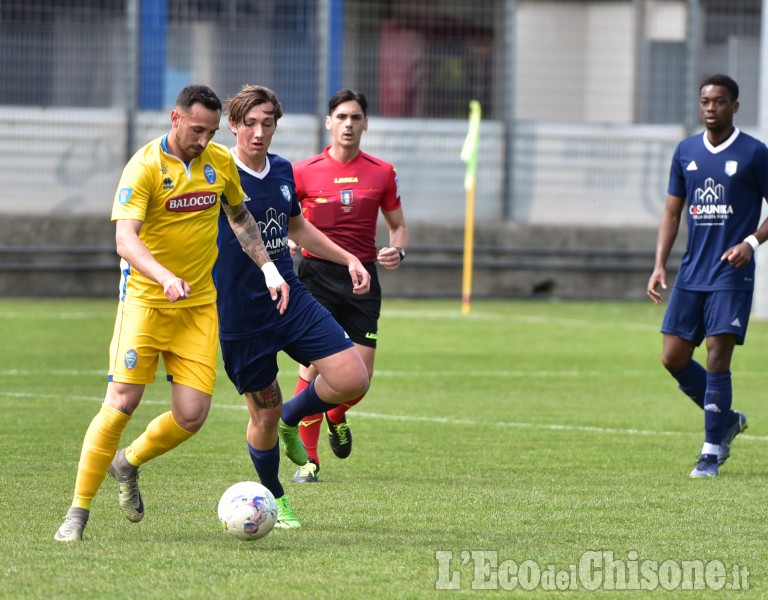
218,481,277,541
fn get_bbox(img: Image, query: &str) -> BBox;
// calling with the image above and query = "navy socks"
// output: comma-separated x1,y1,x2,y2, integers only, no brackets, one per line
281,380,337,427
703,370,732,445
671,360,706,408
247,442,284,499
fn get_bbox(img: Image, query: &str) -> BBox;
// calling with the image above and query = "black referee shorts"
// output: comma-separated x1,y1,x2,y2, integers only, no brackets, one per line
297,257,382,348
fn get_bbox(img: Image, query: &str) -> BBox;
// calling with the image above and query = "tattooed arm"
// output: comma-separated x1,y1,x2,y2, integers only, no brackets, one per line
222,201,290,314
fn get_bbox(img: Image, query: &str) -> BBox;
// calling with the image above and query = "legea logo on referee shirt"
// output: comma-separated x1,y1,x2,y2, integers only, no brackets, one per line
166,192,218,212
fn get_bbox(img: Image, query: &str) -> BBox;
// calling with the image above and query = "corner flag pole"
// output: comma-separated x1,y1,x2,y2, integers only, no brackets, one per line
460,100,482,315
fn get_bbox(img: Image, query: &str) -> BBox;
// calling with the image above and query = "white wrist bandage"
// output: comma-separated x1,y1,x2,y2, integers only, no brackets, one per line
260,262,285,289
744,235,759,251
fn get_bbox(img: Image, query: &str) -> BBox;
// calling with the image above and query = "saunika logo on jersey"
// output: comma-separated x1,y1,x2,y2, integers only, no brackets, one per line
204,164,216,184
689,176,733,219
280,185,291,202
166,191,218,212
258,208,290,255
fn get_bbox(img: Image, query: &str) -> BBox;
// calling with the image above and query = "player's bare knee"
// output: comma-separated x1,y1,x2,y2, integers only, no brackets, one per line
323,371,368,401
175,408,208,432
246,405,281,432
348,370,370,398
705,356,732,373
104,383,143,415
662,354,689,373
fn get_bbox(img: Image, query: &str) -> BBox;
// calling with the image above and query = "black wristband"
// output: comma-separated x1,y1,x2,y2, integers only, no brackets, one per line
396,247,406,262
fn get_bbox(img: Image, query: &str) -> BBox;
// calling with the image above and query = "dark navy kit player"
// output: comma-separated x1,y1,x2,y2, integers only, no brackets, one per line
215,84,370,526
647,74,768,477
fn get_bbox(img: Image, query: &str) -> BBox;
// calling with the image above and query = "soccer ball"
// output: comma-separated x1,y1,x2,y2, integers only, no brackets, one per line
217,481,277,541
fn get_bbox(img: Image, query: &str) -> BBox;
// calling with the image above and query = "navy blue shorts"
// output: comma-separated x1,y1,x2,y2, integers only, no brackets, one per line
298,257,382,348
661,288,753,346
220,291,353,394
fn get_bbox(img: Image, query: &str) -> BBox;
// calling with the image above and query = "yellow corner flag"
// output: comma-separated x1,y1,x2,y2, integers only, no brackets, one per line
461,100,482,190
460,100,481,315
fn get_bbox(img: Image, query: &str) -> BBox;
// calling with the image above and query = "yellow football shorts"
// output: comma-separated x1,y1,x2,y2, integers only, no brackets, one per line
108,301,218,395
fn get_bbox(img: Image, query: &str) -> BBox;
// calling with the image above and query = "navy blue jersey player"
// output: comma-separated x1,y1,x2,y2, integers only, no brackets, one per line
216,85,370,526
648,74,768,477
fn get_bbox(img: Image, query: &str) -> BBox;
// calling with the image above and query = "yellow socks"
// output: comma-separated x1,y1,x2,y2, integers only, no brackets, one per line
70,408,194,510
125,411,194,466
72,404,130,510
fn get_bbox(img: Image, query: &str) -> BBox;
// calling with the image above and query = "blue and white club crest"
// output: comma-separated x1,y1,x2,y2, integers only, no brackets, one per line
725,161,738,176
119,188,133,205
280,185,291,202
341,190,353,205
124,349,138,370
204,164,217,184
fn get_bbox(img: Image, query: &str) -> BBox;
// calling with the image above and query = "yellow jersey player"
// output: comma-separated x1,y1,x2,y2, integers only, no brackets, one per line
55,84,289,542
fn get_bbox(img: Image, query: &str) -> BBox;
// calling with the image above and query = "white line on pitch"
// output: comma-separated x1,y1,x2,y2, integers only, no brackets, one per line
0,368,656,378
0,312,111,320
2,390,766,443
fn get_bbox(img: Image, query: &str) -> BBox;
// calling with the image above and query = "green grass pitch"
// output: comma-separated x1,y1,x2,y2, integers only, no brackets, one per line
0,298,765,598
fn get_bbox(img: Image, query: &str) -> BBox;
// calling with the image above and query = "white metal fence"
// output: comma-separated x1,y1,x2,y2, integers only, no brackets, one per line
0,0,765,224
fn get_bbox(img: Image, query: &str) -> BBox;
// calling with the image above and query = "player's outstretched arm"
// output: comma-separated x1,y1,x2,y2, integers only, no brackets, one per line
222,202,290,313
115,219,190,302
288,213,370,294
